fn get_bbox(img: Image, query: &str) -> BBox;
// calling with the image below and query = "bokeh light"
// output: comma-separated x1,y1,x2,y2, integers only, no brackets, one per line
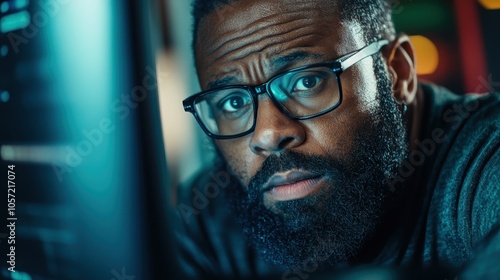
478,0,500,10
410,35,440,75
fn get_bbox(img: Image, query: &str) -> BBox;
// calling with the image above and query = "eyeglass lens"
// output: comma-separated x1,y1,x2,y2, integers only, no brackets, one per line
193,66,340,137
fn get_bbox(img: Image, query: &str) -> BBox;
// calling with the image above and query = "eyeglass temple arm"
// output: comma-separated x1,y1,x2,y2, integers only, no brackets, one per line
340,40,389,71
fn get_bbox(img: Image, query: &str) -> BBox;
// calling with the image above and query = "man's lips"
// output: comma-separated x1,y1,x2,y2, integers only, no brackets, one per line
261,170,324,202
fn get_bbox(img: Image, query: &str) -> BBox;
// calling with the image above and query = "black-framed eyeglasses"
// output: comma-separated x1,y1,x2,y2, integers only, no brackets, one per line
183,40,388,139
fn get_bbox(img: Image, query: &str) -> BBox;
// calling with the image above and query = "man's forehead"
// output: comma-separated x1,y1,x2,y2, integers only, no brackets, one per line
196,0,336,54
194,0,367,89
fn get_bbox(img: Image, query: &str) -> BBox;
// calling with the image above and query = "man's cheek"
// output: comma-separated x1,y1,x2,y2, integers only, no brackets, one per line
217,142,257,186
219,150,252,188
228,160,249,186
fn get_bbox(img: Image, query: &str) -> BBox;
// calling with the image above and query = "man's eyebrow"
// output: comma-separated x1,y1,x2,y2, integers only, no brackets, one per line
270,51,325,72
207,76,238,90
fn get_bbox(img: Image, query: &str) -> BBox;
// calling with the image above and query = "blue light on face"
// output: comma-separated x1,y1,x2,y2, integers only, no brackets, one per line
269,83,289,102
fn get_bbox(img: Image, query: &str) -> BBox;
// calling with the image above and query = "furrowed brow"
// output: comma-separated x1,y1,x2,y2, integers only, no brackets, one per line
270,51,324,73
207,76,238,90
206,51,324,90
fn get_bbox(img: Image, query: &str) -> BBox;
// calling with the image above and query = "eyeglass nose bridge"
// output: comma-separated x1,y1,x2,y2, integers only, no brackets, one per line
254,84,268,96
251,83,277,109
252,83,283,108
251,82,295,121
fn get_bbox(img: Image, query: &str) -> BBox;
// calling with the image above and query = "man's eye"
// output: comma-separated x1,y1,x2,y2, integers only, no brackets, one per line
293,75,321,91
221,95,250,113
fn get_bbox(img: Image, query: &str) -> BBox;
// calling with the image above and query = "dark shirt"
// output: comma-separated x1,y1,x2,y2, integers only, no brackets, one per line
174,84,500,279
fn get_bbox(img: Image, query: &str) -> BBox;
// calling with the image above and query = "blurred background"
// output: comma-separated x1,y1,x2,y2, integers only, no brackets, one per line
0,0,173,279
0,0,499,279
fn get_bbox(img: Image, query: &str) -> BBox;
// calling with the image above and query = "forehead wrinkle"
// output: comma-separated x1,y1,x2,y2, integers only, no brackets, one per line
219,32,326,69
206,21,316,68
248,54,265,85
202,31,331,89
207,26,326,68
206,10,314,58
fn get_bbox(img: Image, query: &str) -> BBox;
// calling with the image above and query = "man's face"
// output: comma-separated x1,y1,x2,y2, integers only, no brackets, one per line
195,0,408,269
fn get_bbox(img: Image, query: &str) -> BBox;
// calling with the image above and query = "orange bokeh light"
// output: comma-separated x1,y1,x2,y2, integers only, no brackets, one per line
410,35,440,75
478,0,500,10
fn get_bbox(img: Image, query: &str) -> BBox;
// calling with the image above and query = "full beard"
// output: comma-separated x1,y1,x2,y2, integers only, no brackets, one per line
220,55,408,271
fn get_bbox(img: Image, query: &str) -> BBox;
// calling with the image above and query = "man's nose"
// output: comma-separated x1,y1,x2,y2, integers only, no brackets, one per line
249,97,306,156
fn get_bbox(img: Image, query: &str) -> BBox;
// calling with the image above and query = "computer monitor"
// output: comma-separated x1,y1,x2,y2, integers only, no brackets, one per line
0,0,174,279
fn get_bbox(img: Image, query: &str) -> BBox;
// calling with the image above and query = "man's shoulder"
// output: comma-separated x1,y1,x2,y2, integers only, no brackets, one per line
420,84,499,175
425,84,500,168
422,83,500,191
422,83,500,132
418,84,500,268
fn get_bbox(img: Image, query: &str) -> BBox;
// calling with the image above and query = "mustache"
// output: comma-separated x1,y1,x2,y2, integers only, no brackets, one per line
247,150,349,199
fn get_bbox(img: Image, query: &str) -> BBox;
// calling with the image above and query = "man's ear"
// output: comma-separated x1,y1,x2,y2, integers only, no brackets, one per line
382,34,418,105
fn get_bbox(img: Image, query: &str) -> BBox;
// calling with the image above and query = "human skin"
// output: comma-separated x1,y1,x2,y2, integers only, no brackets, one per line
195,0,421,208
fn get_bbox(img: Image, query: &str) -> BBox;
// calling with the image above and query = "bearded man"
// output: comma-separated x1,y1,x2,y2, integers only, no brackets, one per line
175,1,500,279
